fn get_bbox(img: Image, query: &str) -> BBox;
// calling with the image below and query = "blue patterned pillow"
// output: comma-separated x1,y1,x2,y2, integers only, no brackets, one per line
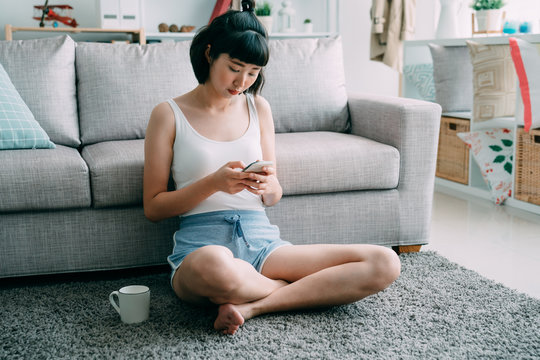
0,62,55,150
403,63,436,101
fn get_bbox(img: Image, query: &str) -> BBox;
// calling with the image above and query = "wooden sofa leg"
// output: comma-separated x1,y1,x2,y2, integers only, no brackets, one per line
392,245,422,255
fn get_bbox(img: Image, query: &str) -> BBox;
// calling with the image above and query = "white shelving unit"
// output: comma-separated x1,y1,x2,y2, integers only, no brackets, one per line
403,34,540,101
145,0,339,42
403,34,540,215
4,25,146,43
146,31,336,42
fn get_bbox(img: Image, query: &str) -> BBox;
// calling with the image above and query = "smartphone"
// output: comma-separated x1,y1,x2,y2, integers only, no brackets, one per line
242,160,273,173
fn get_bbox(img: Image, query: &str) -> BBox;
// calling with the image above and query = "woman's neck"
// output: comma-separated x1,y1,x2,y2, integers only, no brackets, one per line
192,84,239,113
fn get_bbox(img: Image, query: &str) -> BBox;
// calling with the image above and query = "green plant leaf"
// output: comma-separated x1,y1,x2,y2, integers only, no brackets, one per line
489,145,503,152
502,139,513,147
504,162,512,174
471,0,506,10
255,1,272,16
493,155,505,163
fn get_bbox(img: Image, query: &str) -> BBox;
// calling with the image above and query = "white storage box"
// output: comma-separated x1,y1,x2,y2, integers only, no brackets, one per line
98,0,141,29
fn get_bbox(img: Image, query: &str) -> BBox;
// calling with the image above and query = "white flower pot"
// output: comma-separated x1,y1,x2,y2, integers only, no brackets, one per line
257,16,273,33
475,9,503,32
303,23,313,33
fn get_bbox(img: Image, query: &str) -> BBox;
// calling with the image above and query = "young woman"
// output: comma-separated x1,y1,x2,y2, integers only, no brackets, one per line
143,0,401,335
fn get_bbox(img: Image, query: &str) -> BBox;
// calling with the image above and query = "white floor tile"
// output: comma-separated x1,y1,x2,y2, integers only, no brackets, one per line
424,190,540,300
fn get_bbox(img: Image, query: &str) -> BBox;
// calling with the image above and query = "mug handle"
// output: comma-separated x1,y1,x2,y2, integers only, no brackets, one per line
109,291,121,314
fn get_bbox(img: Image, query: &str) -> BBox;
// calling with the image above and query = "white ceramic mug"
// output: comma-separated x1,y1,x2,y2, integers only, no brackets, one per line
109,285,150,324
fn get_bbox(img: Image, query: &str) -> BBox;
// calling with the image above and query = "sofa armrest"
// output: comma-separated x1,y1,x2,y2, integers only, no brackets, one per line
348,92,442,244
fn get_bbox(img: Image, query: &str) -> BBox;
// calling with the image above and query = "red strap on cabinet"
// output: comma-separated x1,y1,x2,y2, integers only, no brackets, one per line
509,37,532,133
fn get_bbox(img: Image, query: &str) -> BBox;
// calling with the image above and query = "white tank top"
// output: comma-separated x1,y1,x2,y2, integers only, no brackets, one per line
168,94,265,217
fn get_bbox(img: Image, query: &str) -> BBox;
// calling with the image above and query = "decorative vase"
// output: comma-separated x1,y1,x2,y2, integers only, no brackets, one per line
278,0,296,33
257,15,273,33
436,0,462,39
475,9,503,32
303,22,313,33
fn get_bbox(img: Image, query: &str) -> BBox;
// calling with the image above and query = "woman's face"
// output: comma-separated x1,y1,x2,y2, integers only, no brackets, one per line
207,53,261,97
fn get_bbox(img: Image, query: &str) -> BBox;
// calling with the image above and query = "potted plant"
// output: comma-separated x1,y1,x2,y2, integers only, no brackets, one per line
303,18,313,33
471,0,506,33
255,1,273,33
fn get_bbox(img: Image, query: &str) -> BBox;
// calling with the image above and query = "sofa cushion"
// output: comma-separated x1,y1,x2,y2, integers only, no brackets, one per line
403,63,436,102
76,41,197,145
0,36,79,147
263,37,349,133
0,146,90,212
428,44,473,112
0,62,55,150
82,140,144,208
82,134,399,208
275,132,400,195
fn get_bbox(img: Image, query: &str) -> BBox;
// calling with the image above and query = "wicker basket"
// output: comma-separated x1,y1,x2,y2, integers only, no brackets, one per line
436,116,470,185
514,127,540,206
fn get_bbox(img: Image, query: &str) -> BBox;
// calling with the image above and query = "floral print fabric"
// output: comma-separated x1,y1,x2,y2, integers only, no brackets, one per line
458,128,513,205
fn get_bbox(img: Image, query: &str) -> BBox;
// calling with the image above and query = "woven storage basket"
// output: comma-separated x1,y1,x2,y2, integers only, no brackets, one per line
515,127,540,206
436,116,470,185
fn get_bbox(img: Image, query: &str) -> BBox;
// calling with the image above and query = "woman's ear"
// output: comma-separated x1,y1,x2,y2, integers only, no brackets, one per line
205,45,211,63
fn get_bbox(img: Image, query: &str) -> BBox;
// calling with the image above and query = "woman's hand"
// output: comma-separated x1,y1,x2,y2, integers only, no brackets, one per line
250,163,283,206
211,161,264,195
210,161,282,205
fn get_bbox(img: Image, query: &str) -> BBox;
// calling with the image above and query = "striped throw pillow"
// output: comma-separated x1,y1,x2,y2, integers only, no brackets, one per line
466,41,517,124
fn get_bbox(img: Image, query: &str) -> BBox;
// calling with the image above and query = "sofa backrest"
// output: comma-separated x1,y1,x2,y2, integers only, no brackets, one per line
263,36,349,133
0,36,80,147
76,36,349,145
1,35,350,147
76,41,198,145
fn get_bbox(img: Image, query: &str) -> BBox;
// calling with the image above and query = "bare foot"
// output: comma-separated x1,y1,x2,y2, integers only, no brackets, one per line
214,304,245,335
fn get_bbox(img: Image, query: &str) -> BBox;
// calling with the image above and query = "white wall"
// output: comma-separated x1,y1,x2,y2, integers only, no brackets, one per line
340,0,437,97
339,0,397,96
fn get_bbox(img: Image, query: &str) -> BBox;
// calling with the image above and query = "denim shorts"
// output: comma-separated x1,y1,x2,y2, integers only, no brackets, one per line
167,210,292,286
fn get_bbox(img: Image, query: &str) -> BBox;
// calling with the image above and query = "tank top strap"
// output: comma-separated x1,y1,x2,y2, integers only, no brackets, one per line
245,93,259,127
166,99,184,123
167,98,193,140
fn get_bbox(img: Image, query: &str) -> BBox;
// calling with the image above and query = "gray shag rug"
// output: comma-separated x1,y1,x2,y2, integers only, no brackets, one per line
1,251,539,359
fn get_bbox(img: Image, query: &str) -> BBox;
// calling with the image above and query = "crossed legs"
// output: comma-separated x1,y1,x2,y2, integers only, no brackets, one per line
172,244,401,335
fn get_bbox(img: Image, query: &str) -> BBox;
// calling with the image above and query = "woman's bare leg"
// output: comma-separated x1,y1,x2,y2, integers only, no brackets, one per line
214,244,401,334
172,244,287,305
172,245,289,334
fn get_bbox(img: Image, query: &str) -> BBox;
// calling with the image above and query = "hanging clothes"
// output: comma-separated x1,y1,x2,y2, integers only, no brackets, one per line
370,0,416,73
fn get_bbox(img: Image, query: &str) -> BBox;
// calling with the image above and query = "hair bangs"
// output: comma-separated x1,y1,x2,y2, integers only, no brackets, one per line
226,31,269,67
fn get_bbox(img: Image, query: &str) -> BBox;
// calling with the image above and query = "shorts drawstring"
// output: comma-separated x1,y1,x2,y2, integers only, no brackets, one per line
225,214,250,248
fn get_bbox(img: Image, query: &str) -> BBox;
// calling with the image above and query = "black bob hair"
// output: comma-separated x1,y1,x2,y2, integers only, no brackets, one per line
190,0,269,95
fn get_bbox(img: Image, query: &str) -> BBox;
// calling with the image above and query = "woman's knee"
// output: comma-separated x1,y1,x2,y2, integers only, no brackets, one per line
366,246,401,292
182,245,244,301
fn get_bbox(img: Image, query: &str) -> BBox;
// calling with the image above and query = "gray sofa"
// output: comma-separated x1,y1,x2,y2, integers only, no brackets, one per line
0,35,441,278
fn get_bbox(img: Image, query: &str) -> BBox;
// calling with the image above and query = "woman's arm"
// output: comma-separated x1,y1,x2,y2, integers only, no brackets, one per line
143,102,266,222
255,95,283,207
143,102,214,222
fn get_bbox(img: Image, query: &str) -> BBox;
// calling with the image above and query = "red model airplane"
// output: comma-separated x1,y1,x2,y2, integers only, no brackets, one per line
33,1,78,28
